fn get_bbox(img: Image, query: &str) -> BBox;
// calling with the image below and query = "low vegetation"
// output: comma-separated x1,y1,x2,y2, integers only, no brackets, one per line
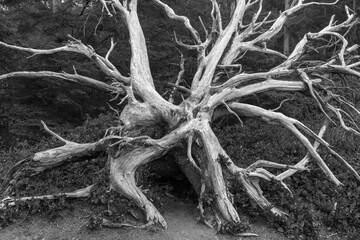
1,103,359,239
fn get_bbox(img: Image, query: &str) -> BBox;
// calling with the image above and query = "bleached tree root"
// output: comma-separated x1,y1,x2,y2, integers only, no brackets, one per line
195,117,241,225
0,122,108,196
228,103,360,183
196,117,288,220
0,185,94,210
1,0,360,235
109,147,168,228
276,119,330,181
99,219,154,229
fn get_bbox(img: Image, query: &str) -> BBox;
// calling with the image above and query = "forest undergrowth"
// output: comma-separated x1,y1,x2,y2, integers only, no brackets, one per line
1,97,360,240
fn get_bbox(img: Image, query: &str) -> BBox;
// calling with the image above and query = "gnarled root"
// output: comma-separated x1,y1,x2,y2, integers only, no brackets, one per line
236,172,288,218
109,146,168,228
0,122,107,197
194,118,241,227
195,116,289,221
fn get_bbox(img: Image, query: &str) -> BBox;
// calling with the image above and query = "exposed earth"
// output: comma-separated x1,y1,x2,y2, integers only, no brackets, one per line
0,197,344,240
0,198,287,240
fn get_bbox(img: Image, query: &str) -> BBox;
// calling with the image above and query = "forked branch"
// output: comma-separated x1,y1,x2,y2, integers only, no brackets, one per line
0,37,130,84
228,102,360,184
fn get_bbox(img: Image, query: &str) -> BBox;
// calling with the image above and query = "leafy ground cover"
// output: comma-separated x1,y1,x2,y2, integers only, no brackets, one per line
1,102,360,239
214,95,360,239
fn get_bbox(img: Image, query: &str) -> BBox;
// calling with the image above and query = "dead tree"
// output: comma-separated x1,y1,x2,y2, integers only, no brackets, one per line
1,0,360,231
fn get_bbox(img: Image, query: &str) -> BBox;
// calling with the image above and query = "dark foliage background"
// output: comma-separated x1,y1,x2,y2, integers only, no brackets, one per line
1,0,360,238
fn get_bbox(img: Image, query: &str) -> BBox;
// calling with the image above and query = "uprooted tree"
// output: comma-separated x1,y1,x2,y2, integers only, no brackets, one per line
1,0,360,231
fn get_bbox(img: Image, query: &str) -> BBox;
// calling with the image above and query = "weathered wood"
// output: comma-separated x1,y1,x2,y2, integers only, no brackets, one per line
0,0,359,232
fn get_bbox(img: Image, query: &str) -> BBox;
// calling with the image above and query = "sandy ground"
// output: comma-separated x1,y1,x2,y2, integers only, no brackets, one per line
0,199,287,240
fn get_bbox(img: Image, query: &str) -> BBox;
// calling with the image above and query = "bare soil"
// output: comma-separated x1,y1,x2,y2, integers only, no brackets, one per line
0,199,287,240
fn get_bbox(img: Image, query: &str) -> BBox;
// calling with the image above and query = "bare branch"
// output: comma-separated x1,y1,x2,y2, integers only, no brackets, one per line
222,0,340,66
252,0,338,44
186,134,201,173
99,0,113,16
196,119,288,218
209,78,309,109
275,7,356,70
270,95,295,111
198,16,208,38
0,71,121,93
95,10,104,35
41,121,73,145
0,39,130,84
222,100,243,126
210,0,223,33
0,41,68,56
152,0,202,44
2,0,360,233
276,119,329,180
247,160,307,172
297,70,334,122
106,37,117,60
229,102,360,184
1,185,94,209
169,51,186,103
196,118,240,223
1,135,110,195
190,0,247,99
111,0,127,13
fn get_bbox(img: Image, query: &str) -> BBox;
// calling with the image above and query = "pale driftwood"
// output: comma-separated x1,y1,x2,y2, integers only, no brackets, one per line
1,0,360,233
0,185,94,210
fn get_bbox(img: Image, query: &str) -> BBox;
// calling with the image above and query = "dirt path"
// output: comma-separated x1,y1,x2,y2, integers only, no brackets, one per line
0,199,287,240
